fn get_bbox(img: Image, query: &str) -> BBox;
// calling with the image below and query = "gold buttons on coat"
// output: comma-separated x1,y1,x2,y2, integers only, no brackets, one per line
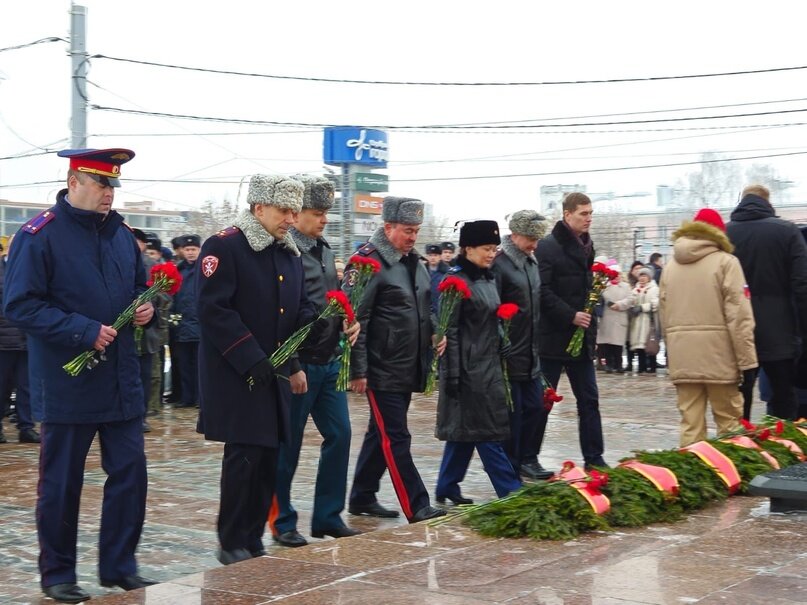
278,275,284,282
279,308,285,314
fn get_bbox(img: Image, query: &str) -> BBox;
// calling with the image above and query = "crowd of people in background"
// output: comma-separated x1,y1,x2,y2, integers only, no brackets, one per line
2,147,807,603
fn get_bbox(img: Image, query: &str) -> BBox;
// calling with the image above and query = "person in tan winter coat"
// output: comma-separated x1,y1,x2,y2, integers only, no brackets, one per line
659,208,758,446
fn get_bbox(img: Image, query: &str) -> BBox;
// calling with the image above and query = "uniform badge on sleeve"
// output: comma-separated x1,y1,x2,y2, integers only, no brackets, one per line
344,267,358,287
202,255,219,277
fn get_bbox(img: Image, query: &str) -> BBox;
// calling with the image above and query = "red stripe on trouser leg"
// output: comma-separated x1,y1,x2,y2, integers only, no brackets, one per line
366,389,413,519
267,494,279,536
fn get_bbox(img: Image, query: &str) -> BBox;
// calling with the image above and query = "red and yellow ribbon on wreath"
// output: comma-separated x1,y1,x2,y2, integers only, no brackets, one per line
681,441,742,494
556,461,611,515
721,435,780,469
619,460,680,496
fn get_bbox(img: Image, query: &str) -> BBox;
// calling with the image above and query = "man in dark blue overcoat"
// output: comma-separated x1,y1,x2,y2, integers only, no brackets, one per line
196,174,316,565
3,148,156,603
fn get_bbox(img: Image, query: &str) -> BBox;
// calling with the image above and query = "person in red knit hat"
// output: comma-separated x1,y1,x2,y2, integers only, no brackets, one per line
658,208,758,446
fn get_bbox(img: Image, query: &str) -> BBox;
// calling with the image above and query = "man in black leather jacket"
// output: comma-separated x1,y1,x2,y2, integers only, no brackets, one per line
345,197,446,523
269,175,360,547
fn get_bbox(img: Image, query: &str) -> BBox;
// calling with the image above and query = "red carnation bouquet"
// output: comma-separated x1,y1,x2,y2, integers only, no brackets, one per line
565,262,619,357
264,291,355,378
63,262,183,376
496,303,520,411
541,373,564,412
336,255,381,391
424,275,472,395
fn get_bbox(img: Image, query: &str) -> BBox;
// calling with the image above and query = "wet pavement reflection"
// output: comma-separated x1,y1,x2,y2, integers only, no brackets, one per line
1,369,806,604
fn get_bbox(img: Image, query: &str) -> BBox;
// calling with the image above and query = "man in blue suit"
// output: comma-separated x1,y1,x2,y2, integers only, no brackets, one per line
3,148,156,603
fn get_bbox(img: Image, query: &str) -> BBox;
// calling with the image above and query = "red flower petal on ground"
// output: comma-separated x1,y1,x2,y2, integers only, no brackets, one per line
326,290,355,323
496,303,520,321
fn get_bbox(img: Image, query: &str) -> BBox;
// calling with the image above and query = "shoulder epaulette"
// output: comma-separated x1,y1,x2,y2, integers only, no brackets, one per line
216,226,241,238
356,242,376,256
21,209,56,235
447,265,463,274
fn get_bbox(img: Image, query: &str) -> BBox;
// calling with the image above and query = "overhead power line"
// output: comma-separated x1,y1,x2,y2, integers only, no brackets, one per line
91,54,807,86
0,37,66,54
4,149,805,189
90,104,807,130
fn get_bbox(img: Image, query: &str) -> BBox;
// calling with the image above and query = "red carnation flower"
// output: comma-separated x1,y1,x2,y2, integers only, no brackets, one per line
439,275,471,299
740,418,756,432
757,428,771,441
349,255,381,273
148,262,183,295
588,469,609,489
591,262,608,274
775,420,785,435
326,290,355,324
496,303,520,321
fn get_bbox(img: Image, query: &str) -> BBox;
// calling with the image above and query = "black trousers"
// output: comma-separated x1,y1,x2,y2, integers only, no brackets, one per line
740,359,797,420
349,389,429,520
218,443,278,552
636,349,657,373
599,344,623,371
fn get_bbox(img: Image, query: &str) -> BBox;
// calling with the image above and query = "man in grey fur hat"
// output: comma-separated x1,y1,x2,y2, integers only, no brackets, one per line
269,174,360,547
491,210,553,480
344,196,447,523
197,174,318,565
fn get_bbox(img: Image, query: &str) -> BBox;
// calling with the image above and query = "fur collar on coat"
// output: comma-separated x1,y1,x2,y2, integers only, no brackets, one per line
232,209,300,256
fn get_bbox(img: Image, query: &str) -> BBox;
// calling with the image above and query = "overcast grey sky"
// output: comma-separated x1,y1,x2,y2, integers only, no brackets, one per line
2,0,807,226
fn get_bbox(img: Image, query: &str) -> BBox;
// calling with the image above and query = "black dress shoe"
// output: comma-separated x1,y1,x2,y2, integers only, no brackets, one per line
216,547,252,565
348,502,400,518
19,428,41,443
584,459,610,471
251,549,267,557
273,530,308,547
409,505,447,523
519,461,554,481
435,494,474,505
42,583,90,603
142,421,152,433
100,575,157,591
311,526,362,539
0,430,7,444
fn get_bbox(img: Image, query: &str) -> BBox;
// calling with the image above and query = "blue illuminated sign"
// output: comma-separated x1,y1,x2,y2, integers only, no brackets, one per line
323,127,388,167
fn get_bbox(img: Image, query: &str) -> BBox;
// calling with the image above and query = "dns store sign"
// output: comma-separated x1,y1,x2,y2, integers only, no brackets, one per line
354,194,384,215
323,127,388,167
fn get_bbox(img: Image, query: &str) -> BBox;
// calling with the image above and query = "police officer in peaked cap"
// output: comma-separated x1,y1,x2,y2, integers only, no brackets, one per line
3,148,157,602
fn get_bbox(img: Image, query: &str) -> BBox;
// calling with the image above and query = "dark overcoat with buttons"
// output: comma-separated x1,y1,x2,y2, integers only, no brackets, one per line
2,190,147,423
196,227,315,447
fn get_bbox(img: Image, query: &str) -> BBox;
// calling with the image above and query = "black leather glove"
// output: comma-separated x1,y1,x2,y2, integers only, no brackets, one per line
445,380,460,399
247,358,275,390
498,324,513,360
739,368,757,389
